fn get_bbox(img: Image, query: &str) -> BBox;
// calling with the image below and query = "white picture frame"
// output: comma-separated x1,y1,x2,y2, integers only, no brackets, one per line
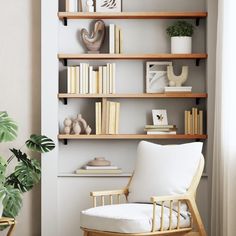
146,61,172,93
95,0,122,12
152,110,168,126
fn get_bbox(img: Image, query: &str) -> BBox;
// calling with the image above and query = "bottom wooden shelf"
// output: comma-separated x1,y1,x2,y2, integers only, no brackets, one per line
58,134,207,140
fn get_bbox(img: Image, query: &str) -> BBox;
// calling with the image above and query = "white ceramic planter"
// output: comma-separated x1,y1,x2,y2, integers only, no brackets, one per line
171,36,192,54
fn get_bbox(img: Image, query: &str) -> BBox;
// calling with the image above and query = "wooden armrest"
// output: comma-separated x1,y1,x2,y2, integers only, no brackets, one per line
90,188,128,197
151,194,190,203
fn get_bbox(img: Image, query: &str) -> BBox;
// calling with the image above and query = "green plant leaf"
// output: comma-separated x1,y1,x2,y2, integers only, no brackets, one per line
0,156,7,185
0,112,18,142
10,149,31,166
0,185,22,218
25,134,55,153
166,21,194,37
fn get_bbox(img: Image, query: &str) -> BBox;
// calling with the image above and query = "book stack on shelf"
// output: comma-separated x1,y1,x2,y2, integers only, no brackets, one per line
75,158,122,174
164,86,192,93
145,125,177,135
185,108,203,135
109,24,123,54
67,63,116,94
96,101,120,135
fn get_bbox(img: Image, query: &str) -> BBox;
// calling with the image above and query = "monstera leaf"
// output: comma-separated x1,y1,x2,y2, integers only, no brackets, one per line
0,157,7,185
26,134,55,153
0,112,18,142
0,185,22,218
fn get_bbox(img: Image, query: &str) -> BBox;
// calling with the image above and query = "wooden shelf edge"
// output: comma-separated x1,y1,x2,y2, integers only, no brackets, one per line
58,134,208,140
58,11,208,20
58,173,132,177
58,53,208,60
58,93,208,99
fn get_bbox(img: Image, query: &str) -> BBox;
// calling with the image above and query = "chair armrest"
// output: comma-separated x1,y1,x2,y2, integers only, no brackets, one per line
151,194,190,203
90,188,128,207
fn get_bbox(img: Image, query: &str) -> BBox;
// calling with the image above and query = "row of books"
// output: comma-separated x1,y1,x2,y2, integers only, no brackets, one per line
109,24,123,54
96,101,120,135
145,125,177,135
185,108,203,135
65,0,82,12
67,63,116,94
164,86,192,93
75,165,122,174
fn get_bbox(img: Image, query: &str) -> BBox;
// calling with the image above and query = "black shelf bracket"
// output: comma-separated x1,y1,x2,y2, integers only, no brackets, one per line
63,139,68,145
196,98,200,105
63,17,68,26
196,18,200,26
62,59,67,67
195,139,201,142
63,98,68,105
196,59,200,66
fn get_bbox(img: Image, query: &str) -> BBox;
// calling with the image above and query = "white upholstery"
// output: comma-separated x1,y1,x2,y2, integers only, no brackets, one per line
128,141,203,203
80,203,191,233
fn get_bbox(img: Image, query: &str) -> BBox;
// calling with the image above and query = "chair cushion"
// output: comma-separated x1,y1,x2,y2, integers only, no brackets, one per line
80,203,191,233
128,141,203,203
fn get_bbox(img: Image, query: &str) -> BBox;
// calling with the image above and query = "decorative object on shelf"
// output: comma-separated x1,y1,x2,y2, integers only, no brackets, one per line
86,0,94,12
166,21,194,54
81,20,106,54
167,65,189,86
146,62,172,93
64,118,73,134
72,121,81,134
77,114,92,135
95,0,122,12
144,124,177,135
109,24,123,54
152,110,168,126
88,157,111,166
65,0,79,12
0,111,55,219
185,108,203,135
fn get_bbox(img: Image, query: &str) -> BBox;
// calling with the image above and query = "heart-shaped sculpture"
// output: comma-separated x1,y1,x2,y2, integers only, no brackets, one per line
81,20,106,53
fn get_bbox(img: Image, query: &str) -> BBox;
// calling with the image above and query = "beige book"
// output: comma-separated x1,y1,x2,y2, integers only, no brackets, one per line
96,71,99,94
115,102,120,134
112,63,116,94
199,110,203,135
109,64,113,94
194,108,198,134
102,66,107,94
82,63,86,94
98,102,102,134
109,102,116,134
184,111,188,134
65,0,70,12
67,66,71,93
119,28,123,54
95,102,99,134
92,71,97,94
106,64,110,94
98,66,103,94
79,63,83,94
71,67,76,93
75,66,80,94
115,26,120,54
192,108,195,135
187,111,191,135
102,99,107,134
85,63,89,94
197,114,200,134
88,66,93,94
106,101,110,134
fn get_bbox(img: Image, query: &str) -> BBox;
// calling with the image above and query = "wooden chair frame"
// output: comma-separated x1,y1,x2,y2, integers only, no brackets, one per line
81,156,206,236
0,217,16,236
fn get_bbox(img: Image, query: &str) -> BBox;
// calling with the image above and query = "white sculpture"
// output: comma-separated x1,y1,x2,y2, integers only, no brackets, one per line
77,114,92,135
86,0,94,12
63,118,72,134
72,121,81,134
167,65,188,87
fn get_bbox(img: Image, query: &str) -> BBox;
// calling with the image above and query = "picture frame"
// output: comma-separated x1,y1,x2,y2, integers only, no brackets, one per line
152,110,168,126
146,61,172,93
95,0,122,12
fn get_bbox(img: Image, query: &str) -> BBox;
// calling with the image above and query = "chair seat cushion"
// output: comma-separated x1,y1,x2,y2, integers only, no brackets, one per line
80,203,191,233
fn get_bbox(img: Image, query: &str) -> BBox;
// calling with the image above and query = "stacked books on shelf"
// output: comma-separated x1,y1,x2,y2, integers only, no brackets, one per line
109,24,123,54
96,101,120,135
67,63,116,94
164,86,192,93
145,125,177,134
185,108,203,135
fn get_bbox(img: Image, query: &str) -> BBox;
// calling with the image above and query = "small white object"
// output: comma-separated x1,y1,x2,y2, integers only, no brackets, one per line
171,36,192,54
86,0,94,12
164,86,192,92
152,109,168,126
167,65,189,87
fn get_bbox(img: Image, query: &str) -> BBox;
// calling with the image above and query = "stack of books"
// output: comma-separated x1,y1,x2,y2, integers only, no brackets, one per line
185,108,203,135
164,86,192,93
109,24,123,54
145,125,177,134
67,63,116,94
96,101,120,135
76,165,122,174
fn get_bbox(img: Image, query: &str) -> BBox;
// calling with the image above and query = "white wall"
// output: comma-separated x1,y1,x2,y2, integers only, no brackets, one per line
0,0,41,235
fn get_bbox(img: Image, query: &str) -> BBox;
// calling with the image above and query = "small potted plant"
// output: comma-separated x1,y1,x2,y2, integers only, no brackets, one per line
0,111,55,222
166,21,194,54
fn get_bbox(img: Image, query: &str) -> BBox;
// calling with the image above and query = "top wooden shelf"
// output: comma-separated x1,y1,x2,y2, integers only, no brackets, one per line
58,11,207,20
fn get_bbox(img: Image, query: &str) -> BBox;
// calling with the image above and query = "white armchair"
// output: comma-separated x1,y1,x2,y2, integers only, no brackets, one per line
80,141,207,236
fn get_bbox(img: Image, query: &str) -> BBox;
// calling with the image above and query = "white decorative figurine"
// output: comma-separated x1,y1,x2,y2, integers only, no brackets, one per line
86,0,94,13
167,65,189,87
72,121,81,134
63,118,72,134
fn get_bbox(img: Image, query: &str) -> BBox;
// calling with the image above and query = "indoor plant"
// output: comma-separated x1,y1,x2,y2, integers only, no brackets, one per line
166,21,194,54
0,111,55,220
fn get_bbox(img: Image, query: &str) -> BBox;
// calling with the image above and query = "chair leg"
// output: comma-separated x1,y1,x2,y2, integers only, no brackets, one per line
188,198,207,236
84,231,89,236
7,223,16,236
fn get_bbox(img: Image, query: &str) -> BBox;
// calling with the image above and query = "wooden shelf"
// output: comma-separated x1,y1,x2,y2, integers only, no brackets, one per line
58,11,207,20
58,173,132,177
58,134,207,140
58,93,207,99
58,53,208,60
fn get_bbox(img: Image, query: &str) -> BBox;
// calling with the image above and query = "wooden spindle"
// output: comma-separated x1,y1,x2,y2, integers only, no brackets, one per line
101,196,105,206
109,195,113,205
93,197,97,207
152,202,157,232
177,200,181,229
169,200,173,230
160,201,164,231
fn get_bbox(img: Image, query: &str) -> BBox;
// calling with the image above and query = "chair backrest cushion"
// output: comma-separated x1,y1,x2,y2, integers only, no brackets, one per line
128,141,203,203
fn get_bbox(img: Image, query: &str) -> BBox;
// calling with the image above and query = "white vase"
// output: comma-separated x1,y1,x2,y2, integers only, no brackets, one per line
0,199,3,217
171,36,192,54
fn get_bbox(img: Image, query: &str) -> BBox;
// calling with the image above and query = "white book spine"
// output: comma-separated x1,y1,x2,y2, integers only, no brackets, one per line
112,63,116,94
93,71,97,94
109,63,113,94
102,66,107,94
79,63,83,94
98,66,103,94
75,66,80,94
82,63,86,94
109,24,115,54
106,64,110,94
89,66,93,94
68,0,78,12
85,63,89,94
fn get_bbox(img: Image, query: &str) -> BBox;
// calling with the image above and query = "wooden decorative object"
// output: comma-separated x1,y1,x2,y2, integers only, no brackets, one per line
87,157,111,166
0,217,16,236
81,20,106,53
167,65,189,87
